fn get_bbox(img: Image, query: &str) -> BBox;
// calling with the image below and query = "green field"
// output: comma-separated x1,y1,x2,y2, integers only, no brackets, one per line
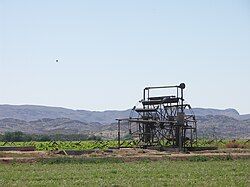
1,140,120,150
0,159,249,186
0,139,249,151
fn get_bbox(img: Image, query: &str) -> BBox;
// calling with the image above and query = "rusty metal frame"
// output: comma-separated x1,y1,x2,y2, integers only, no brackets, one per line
116,83,197,151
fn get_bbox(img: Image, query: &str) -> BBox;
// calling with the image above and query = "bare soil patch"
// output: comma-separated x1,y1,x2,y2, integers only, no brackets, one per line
0,148,249,163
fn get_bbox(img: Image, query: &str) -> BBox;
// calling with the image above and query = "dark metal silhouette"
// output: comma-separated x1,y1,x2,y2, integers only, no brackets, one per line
117,83,197,151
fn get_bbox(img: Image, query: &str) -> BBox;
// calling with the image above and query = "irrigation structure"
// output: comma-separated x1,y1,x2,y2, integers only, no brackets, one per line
117,83,197,151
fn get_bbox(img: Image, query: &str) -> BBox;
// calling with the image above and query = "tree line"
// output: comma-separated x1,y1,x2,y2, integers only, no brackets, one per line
0,131,102,142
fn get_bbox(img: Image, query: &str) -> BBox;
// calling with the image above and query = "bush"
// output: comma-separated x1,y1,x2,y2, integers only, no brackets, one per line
225,140,245,149
188,156,209,162
39,157,123,164
0,132,101,142
87,135,102,141
2,131,28,142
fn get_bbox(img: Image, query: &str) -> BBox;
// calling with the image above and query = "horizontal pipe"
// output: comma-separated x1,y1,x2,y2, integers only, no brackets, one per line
144,85,179,90
116,118,132,121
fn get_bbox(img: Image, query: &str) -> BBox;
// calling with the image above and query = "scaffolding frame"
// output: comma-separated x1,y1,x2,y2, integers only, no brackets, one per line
117,83,197,151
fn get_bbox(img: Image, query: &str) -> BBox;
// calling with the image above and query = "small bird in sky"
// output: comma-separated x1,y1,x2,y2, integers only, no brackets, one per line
56,59,59,63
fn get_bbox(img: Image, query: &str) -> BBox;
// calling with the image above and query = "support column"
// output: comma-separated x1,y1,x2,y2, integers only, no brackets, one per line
118,120,121,148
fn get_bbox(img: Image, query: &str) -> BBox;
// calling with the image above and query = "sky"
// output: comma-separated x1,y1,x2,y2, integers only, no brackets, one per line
0,0,250,114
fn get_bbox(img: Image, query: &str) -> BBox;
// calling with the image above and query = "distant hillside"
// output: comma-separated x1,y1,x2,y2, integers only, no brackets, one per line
0,115,249,139
0,105,249,124
197,115,250,139
98,115,250,139
0,105,131,124
239,114,250,120
0,118,97,134
0,104,249,139
191,108,239,118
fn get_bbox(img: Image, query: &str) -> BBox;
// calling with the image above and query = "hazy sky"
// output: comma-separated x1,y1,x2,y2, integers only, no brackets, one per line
0,0,250,114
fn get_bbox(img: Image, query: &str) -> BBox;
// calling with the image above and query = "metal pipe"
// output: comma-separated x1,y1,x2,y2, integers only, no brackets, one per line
143,88,146,101
117,120,121,148
145,85,179,90
181,88,184,112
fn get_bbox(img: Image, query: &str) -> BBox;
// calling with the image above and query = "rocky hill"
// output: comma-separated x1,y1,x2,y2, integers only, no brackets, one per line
97,115,250,139
0,105,131,124
0,118,98,135
0,105,249,139
0,105,249,124
197,115,250,139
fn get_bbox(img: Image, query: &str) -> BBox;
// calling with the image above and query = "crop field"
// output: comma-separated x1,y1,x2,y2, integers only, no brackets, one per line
0,139,249,151
0,139,249,186
0,159,249,186
0,140,120,150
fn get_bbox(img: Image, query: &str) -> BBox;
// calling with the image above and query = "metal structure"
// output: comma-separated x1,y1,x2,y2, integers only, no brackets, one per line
117,83,197,151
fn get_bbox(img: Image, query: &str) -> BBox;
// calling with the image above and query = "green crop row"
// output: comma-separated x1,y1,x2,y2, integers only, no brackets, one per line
0,140,123,151
0,139,249,151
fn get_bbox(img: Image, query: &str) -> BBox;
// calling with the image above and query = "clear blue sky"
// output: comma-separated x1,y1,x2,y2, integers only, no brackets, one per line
0,0,250,114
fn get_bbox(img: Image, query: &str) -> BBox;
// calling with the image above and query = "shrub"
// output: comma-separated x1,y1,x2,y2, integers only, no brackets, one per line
188,156,209,162
225,140,245,149
39,157,123,164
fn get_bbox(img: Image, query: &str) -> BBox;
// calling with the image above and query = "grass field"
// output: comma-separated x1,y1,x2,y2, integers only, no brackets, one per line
1,139,249,151
0,159,249,186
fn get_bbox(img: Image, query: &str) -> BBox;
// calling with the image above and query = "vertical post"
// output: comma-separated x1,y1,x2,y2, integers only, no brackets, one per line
143,88,146,101
177,112,185,151
195,122,198,147
181,88,184,113
183,128,186,149
118,120,121,148
179,127,182,151
190,129,193,147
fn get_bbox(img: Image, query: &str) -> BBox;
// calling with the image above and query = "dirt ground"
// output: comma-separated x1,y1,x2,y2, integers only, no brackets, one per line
0,148,250,163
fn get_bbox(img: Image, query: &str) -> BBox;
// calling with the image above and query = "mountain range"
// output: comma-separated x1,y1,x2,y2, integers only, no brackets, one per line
0,105,249,139
0,105,131,124
0,105,249,124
